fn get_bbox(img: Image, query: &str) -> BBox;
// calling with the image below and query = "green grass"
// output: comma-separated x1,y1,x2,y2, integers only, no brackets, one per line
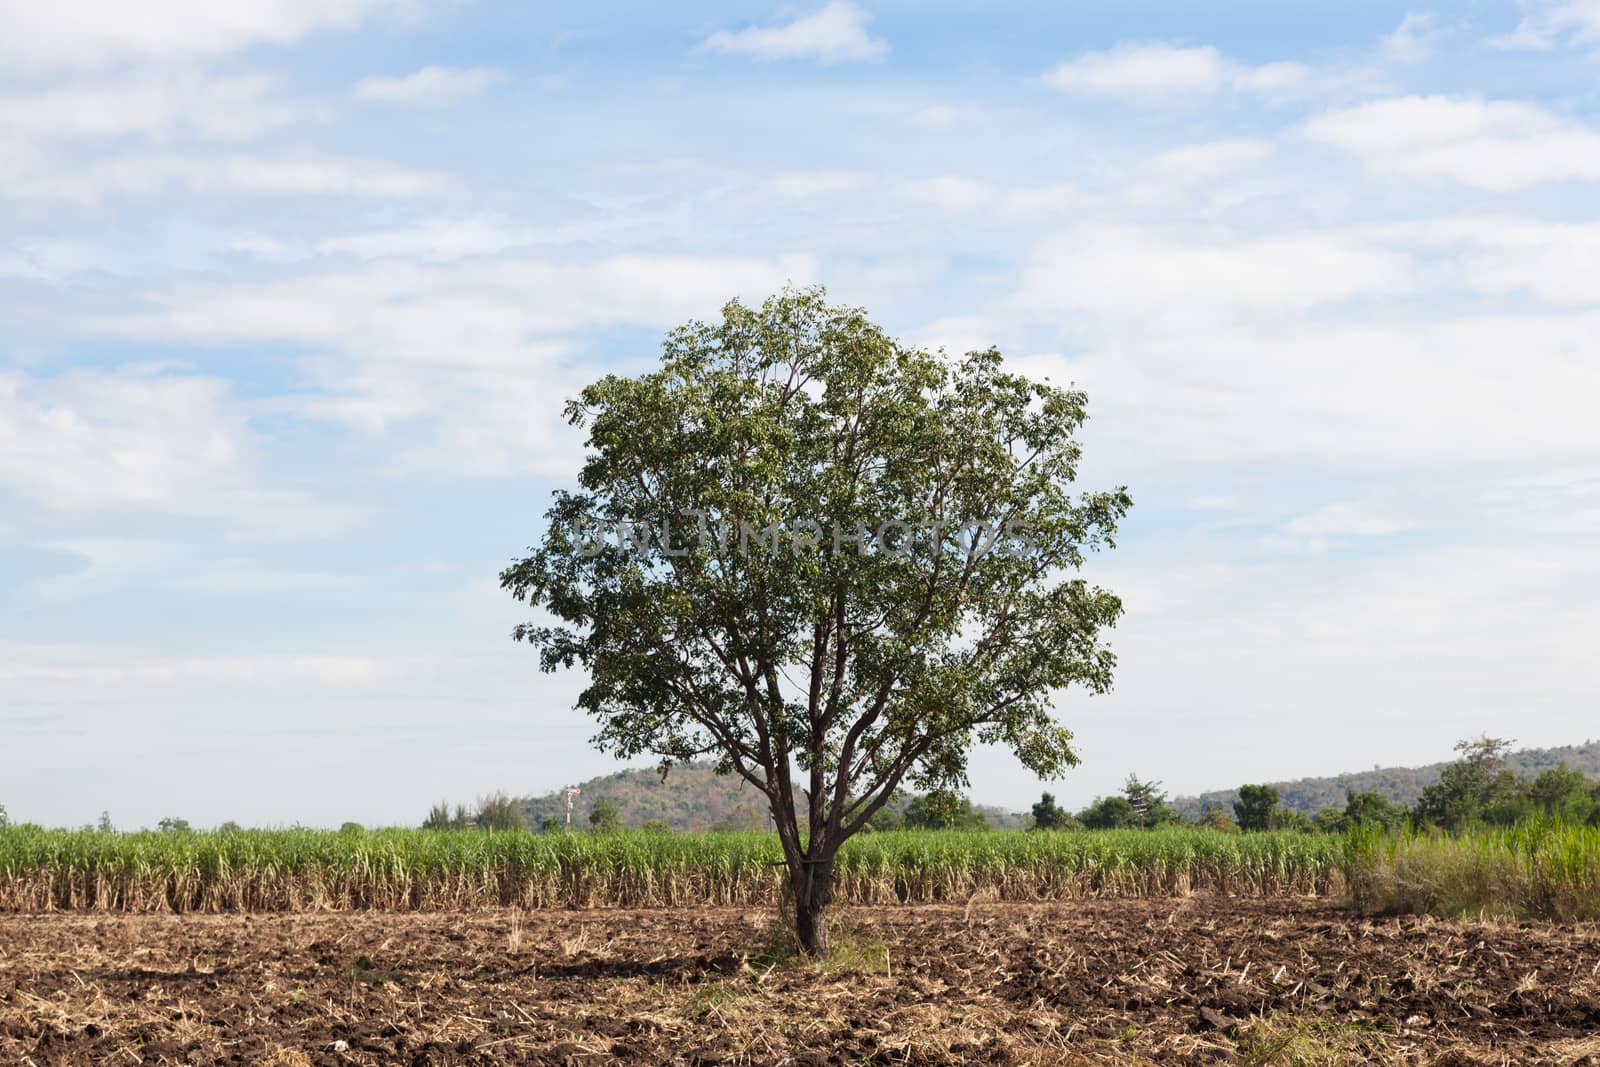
1343,817,1600,921
0,825,1342,912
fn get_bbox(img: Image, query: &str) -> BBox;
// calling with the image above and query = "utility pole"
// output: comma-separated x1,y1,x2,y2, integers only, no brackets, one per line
564,785,581,832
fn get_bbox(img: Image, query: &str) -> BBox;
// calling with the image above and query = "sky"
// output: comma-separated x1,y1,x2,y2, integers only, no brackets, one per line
2,0,1598,829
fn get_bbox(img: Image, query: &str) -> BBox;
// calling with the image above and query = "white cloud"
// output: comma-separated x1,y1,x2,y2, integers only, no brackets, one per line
0,0,415,70
910,104,980,129
1383,216,1600,306
354,66,508,104
1148,139,1275,181
0,366,346,535
178,563,355,592
897,175,992,210
1284,505,1420,537
1003,182,1081,215
0,643,426,693
111,252,817,476
0,73,314,142
24,539,179,600
1042,42,1308,99
1302,95,1600,191
699,1,888,64
4,152,447,205
1018,225,1410,321
1264,503,1421,552
317,217,535,261
765,170,868,199
1489,1,1600,50
1007,217,1600,473
1382,12,1446,62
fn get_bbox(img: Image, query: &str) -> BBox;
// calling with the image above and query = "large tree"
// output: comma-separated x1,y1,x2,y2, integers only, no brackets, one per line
502,287,1130,953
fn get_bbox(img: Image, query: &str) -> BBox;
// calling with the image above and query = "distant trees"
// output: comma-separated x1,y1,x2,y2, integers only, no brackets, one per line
156,817,192,833
475,792,526,831
904,792,990,831
1414,736,1523,831
589,798,621,832
423,795,527,831
1529,765,1599,824
1315,789,1408,834
416,737,1600,840
1121,775,1180,828
1078,794,1136,829
1077,776,1180,829
1233,785,1279,832
423,801,473,830
1030,792,1072,830
1196,802,1238,833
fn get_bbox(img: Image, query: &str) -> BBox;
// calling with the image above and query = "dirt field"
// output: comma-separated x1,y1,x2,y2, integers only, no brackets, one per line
2,897,1597,1065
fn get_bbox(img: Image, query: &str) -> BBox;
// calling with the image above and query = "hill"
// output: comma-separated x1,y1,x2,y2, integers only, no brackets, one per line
516,763,1028,831
1173,740,1600,817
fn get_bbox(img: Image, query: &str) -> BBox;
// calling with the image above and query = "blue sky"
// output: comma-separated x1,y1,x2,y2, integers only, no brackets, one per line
2,0,1598,828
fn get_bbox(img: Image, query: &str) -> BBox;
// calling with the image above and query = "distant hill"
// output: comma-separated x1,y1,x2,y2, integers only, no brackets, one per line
1173,740,1600,817
514,741,1600,831
517,763,1028,831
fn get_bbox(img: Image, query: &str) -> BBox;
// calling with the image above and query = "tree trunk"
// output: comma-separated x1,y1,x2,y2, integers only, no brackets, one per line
790,852,835,956
795,894,830,956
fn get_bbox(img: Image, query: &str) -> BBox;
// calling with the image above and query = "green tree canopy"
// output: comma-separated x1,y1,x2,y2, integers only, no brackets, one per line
503,287,1129,953
903,791,989,830
1079,794,1137,829
589,797,621,832
1030,791,1071,830
1415,736,1524,831
1233,785,1279,832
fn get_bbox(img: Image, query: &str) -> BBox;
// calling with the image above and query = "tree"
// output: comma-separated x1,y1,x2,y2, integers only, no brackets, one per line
503,287,1130,954
1121,774,1178,828
96,811,114,833
1529,764,1599,824
1030,792,1070,830
339,821,364,834
589,798,621,832
903,791,989,830
423,801,474,830
1196,802,1238,833
475,791,526,831
1415,735,1523,831
1234,785,1279,832
1078,794,1137,829
1342,789,1407,832
863,801,905,832
156,817,192,833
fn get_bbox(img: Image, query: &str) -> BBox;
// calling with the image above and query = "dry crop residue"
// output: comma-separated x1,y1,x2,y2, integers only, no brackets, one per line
2,897,1597,1065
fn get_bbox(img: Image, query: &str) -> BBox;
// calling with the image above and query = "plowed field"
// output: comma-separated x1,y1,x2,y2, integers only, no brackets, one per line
3,898,1597,1065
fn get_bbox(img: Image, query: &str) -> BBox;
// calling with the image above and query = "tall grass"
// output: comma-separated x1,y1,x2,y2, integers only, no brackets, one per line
1344,818,1600,921
9,822,1590,918
0,826,1342,913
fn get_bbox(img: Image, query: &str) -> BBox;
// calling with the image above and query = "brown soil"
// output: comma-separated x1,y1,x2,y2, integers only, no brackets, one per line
2,897,1597,1065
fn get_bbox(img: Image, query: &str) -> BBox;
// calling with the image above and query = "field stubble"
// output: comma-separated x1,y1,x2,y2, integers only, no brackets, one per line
3,897,1598,1066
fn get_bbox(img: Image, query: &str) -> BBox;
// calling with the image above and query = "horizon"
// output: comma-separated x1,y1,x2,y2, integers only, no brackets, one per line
4,1,1598,829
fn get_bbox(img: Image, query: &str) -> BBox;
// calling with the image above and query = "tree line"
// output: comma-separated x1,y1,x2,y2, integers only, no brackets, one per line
1024,737,1600,835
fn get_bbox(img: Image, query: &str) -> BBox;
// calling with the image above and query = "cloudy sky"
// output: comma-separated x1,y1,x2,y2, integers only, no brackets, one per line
3,0,1597,829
